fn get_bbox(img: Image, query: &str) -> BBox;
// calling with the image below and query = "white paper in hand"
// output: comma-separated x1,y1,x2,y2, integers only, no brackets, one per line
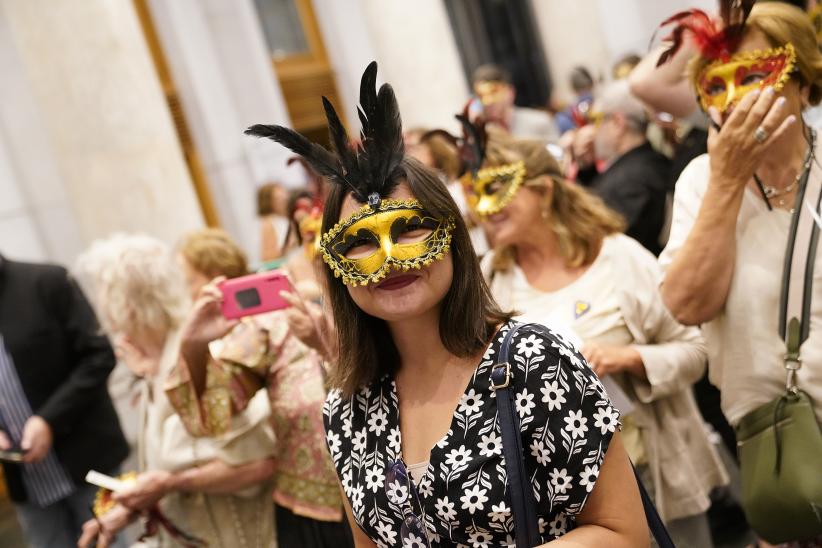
85,470,128,492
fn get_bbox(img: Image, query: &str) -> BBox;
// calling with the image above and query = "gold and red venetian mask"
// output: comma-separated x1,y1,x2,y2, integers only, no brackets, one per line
696,43,797,113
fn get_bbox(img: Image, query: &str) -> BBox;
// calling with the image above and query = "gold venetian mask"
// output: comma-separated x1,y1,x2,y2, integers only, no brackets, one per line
696,43,796,113
320,199,455,286
461,161,526,217
297,207,322,259
474,80,510,106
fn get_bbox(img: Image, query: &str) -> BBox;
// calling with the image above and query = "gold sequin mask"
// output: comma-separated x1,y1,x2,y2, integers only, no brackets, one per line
696,43,796,113
461,160,526,217
474,80,510,106
320,198,455,286
297,207,322,260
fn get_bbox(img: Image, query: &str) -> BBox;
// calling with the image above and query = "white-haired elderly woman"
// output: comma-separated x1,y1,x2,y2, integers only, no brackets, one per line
74,234,277,548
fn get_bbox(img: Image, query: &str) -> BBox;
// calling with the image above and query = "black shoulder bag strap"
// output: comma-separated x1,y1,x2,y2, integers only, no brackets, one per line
493,323,674,547
779,131,820,393
492,323,542,548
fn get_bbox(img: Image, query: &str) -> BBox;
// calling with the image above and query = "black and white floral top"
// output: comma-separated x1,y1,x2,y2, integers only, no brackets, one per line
323,321,620,547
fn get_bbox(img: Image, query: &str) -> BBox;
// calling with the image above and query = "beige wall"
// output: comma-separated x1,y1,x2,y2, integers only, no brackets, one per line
531,0,714,103
315,0,468,134
0,0,203,263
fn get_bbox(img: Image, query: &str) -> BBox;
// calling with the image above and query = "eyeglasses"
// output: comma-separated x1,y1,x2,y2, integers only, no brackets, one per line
384,460,430,547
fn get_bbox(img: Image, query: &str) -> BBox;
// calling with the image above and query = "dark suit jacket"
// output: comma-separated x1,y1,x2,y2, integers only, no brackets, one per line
0,257,128,503
591,142,672,256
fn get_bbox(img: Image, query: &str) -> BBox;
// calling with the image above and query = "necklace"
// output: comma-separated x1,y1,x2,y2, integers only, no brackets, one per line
762,160,809,208
753,128,816,211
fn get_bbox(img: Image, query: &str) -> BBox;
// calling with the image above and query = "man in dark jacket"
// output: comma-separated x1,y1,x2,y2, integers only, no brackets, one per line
584,80,672,255
0,254,128,547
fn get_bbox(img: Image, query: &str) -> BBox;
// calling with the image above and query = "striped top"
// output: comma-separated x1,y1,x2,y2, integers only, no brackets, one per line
0,334,75,507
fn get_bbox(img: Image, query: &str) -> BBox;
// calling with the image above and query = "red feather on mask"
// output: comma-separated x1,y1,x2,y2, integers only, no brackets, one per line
655,1,755,66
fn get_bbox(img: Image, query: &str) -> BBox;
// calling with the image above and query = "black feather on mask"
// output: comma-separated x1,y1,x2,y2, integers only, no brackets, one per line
245,61,405,205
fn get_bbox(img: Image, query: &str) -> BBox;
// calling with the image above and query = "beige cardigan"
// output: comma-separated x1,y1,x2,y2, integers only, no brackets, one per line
483,234,729,522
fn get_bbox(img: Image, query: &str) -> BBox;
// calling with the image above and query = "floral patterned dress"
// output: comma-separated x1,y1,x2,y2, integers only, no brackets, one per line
323,321,620,547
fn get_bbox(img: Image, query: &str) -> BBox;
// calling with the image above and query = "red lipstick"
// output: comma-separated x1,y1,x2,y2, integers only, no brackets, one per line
376,274,419,290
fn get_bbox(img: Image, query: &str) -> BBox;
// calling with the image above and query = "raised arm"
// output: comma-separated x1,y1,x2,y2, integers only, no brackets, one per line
628,42,699,119
661,89,795,325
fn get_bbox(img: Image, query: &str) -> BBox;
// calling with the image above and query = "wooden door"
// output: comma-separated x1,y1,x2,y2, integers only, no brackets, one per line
254,0,346,144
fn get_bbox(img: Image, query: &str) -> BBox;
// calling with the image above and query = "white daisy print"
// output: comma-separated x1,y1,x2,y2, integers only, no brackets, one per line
460,484,489,515
580,464,599,492
374,521,398,545
540,380,567,411
468,528,493,547
515,389,536,417
386,479,408,505
368,408,388,435
444,445,472,467
326,430,342,455
488,501,510,523
418,475,434,498
516,334,545,358
551,339,583,367
592,406,619,435
477,432,502,458
388,427,401,454
458,388,484,416
549,468,572,494
403,533,428,548
341,469,353,496
365,466,383,493
352,428,367,453
321,322,621,546
435,496,457,522
564,409,589,439
350,484,365,510
530,439,551,466
548,513,568,536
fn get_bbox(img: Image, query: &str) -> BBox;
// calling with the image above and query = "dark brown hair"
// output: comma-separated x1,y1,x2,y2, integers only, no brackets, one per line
322,157,511,397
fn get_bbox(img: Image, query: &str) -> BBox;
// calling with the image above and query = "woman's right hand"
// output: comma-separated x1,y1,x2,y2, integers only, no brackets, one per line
707,86,796,190
180,276,239,352
280,290,336,361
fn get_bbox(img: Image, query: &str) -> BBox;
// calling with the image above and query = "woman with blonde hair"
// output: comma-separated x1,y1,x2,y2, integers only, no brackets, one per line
75,234,277,548
466,132,728,547
169,228,352,547
658,1,822,544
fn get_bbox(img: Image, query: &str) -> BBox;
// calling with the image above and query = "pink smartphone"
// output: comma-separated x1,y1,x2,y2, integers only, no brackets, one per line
219,270,292,319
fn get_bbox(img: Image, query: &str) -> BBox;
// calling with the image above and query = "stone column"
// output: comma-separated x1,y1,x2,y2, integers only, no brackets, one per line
0,0,203,260
147,0,303,265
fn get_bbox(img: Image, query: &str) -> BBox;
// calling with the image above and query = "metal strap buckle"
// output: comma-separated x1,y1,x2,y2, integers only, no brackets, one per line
490,363,511,390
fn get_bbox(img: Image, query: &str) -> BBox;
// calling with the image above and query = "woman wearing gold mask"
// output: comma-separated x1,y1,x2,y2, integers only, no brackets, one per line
658,1,822,545
462,130,727,547
247,62,648,547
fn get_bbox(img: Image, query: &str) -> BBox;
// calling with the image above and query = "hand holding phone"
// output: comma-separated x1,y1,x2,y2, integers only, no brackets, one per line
219,270,292,319
0,449,26,463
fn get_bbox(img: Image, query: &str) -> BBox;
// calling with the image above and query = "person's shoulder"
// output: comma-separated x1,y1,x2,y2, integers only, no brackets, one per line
8,260,72,298
601,234,661,286
323,377,386,422
603,233,656,263
5,258,67,280
504,321,590,376
619,144,670,180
